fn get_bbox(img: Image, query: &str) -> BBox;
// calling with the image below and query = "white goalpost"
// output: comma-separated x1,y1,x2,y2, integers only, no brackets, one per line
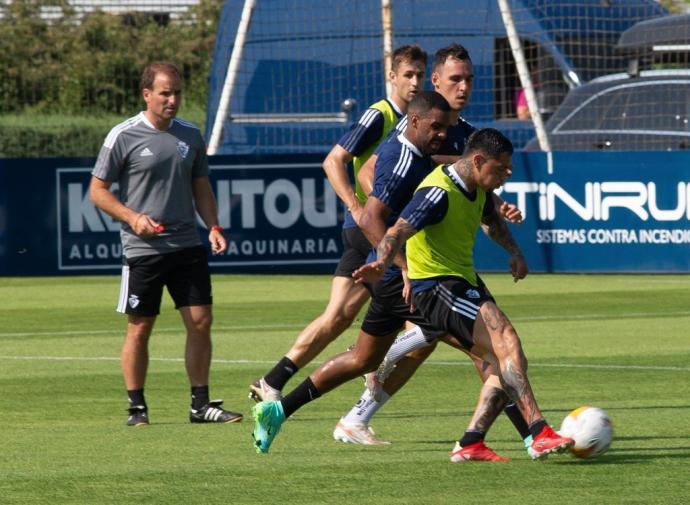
207,0,257,156
497,0,551,152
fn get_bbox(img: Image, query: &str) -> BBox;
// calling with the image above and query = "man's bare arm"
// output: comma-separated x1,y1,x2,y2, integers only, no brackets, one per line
353,217,418,284
359,196,408,271
482,211,520,254
322,144,363,219
357,153,376,198
375,218,418,269
482,210,528,281
192,176,227,254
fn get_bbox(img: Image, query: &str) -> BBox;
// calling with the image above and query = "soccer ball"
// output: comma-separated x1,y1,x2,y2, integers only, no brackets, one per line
559,406,613,459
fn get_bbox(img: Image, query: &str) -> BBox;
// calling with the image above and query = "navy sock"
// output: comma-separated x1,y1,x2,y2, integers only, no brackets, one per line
264,356,299,390
191,385,210,410
280,377,321,418
459,430,485,447
127,389,146,408
504,403,531,440
529,419,548,438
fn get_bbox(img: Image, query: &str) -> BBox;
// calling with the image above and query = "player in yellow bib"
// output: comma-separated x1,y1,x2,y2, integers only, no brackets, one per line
353,128,574,460
337,44,532,460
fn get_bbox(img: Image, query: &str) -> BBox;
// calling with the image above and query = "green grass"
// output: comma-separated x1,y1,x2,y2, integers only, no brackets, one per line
1,274,689,504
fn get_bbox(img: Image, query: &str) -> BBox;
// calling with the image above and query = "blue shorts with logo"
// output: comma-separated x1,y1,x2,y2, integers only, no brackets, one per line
412,275,494,350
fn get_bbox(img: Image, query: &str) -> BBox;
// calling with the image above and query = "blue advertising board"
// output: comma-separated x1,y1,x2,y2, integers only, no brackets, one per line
0,151,688,276
476,151,690,273
1,154,343,276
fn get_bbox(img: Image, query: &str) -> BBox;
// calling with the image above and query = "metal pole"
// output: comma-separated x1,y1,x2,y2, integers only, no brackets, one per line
208,0,257,155
497,0,551,152
381,0,393,99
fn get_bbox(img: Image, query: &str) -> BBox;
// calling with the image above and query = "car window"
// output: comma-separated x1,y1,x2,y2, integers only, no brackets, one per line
621,84,690,132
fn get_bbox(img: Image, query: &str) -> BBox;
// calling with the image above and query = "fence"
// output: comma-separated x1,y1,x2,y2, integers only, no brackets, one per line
207,0,685,154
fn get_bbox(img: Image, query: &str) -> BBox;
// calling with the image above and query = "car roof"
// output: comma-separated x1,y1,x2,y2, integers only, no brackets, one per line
617,14,690,50
588,69,690,85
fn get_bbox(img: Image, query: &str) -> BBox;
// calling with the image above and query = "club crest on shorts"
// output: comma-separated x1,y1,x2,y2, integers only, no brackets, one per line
177,140,190,159
128,294,140,308
465,288,480,299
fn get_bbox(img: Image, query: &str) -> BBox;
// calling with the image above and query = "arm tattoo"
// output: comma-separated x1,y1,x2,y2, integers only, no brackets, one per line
396,220,418,240
483,211,521,256
376,230,401,269
377,219,417,269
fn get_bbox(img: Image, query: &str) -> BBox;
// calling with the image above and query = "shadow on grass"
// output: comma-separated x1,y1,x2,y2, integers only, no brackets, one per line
556,450,690,465
545,405,690,414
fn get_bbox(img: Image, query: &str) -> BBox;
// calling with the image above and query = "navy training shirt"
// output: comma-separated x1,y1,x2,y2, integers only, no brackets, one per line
367,133,435,279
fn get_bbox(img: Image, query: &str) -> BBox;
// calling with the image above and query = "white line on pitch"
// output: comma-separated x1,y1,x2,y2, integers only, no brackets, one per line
0,355,687,372
0,355,276,364
2,309,690,338
511,310,690,322
0,324,300,338
431,361,690,372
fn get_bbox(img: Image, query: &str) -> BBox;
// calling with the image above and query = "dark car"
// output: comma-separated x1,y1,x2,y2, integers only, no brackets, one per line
525,15,690,151
524,70,690,151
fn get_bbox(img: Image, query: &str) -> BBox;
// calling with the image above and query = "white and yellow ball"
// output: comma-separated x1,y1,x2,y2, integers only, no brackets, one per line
559,406,613,459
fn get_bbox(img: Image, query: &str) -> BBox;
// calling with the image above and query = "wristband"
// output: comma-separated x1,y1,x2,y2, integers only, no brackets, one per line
210,225,224,233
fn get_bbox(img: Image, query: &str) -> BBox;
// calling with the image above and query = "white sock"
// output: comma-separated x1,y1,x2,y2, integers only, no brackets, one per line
342,389,391,425
385,325,432,365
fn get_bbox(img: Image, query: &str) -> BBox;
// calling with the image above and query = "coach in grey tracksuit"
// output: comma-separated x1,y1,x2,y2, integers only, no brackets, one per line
89,61,242,427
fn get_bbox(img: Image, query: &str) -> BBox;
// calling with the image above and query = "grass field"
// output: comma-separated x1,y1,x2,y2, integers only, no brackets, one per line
1,274,689,504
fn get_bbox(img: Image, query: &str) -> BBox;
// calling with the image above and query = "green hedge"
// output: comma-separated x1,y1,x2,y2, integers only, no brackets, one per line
0,123,105,159
0,0,220,157
0,107,205,158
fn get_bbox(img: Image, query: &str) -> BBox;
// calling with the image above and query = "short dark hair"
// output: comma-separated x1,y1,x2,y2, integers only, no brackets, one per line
391,45,428,72
140,61,183,92
433,43,472,71
407,90,451,117
464,128,514,158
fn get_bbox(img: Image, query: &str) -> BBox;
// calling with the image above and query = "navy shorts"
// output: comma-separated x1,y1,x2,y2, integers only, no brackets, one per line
117,246,212,316
334,226,372,278
361,274,443,338
413,276,494,350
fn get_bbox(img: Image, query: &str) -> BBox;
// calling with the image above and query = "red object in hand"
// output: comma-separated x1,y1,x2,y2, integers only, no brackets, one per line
153,225,165,233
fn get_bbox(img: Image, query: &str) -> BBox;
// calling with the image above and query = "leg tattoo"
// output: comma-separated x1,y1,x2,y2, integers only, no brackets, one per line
499,360,538,424
470,386,509,433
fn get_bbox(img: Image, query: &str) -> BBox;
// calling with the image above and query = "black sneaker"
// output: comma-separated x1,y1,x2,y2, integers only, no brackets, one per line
127,405,149,426
190,400,243,424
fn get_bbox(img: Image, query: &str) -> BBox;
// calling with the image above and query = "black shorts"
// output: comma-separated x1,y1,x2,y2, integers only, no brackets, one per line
413,276,494,350
117,246,212,316
334,226,372,278
361,274,441,338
